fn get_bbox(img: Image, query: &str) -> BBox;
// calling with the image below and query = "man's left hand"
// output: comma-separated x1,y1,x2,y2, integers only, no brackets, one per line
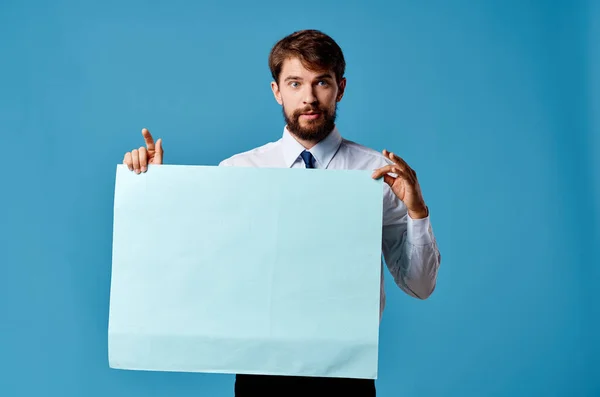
372,149,429,219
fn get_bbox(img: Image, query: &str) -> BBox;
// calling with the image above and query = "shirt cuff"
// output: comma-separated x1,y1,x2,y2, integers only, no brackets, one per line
407,214,433,246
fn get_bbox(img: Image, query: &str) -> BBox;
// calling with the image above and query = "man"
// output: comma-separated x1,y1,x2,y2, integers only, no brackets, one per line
122,29,441,396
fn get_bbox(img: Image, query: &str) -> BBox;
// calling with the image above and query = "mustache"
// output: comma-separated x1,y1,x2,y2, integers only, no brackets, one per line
294,106,326,116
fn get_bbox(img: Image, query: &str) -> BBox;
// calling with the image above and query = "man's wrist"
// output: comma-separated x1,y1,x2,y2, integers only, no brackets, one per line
408,205,429,219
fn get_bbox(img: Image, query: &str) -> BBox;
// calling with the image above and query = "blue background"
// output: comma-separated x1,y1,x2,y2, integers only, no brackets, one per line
1,1,598,396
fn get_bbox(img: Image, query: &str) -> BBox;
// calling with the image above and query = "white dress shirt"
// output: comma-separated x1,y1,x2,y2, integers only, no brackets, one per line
219,126,441,319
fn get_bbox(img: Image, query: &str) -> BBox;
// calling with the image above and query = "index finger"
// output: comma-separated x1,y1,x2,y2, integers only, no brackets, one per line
142,128,155,151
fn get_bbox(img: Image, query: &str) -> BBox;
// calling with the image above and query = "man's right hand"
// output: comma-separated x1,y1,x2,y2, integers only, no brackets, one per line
123,128,163,173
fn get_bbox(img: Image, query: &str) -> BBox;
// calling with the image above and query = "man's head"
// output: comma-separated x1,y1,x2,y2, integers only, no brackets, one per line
269,30,346,144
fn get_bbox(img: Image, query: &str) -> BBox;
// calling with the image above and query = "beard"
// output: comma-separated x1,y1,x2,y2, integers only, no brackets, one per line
283,103,337,143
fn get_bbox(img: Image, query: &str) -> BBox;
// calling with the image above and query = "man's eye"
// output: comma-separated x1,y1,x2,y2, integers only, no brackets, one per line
290,82,299,87
318,80,328,86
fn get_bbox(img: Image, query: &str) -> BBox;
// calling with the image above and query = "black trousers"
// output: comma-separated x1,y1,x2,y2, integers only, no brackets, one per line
234,374,376,396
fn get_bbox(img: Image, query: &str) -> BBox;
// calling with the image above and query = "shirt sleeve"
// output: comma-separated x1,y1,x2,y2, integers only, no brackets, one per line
381,184,441,299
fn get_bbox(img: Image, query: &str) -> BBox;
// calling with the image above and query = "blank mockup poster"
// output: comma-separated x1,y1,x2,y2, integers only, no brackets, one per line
108,164,383,379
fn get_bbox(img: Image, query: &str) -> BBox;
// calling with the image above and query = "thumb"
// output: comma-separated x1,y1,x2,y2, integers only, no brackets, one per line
383,174,395,188
154,138,163,164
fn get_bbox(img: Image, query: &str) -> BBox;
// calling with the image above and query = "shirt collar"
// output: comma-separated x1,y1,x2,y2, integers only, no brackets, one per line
281,125,343,168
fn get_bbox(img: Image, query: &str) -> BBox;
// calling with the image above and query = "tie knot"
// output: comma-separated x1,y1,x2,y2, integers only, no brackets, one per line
300,150,316,169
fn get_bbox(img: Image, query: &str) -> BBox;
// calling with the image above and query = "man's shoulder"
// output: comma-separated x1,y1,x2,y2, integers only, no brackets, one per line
340,138,393,168
218,140,281,167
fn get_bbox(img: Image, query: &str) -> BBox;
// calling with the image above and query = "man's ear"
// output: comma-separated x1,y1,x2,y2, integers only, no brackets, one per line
336,77,347,102
271,81,283,105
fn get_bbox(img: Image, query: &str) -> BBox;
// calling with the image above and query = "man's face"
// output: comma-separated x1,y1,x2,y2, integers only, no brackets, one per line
271,57,346,143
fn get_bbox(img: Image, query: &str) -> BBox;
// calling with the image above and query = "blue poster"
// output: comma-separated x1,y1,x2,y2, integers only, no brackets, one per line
108,164,383,379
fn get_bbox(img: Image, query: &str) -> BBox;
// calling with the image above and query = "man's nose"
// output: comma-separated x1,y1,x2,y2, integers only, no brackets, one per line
303,86,317,105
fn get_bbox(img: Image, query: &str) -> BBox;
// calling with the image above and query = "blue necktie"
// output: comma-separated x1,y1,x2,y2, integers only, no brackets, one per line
300,150,316,169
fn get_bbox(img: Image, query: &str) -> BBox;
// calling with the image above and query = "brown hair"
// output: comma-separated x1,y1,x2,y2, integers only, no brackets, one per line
268,29,346,85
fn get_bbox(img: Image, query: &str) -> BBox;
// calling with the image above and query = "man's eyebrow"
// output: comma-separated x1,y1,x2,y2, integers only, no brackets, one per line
284,75,303,82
